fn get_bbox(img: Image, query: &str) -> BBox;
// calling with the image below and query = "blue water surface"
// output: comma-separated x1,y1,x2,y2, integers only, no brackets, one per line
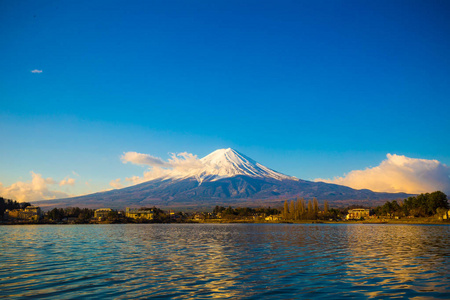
1,223,449,299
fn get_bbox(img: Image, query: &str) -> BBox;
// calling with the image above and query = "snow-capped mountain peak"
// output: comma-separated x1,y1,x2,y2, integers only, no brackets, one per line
193,148,295,182
156,148,296,184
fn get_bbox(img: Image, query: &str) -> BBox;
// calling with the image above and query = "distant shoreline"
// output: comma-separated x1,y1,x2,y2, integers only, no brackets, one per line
198,218,450,225
2,218,449,226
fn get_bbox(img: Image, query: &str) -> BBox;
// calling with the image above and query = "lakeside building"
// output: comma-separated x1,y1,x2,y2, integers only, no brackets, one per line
94,208,113,221
126,207,154,220
5,206,41,221
265,215,281,221
346,208,370,220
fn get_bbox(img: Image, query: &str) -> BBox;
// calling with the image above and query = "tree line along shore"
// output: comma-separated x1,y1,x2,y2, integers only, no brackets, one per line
1,191,449,225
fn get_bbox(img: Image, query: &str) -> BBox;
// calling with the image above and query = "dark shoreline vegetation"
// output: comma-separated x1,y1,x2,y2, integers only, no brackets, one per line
1,191,449,225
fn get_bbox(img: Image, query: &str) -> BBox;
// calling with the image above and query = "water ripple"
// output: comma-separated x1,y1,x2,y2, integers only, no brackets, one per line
1,224,450,299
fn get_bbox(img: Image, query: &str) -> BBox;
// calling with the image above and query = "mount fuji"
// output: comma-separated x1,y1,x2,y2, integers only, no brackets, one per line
34,148,412,209
156,148,294,183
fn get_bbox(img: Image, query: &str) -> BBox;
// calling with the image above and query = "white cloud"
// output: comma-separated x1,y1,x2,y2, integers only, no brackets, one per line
168,152,204,172
120,151,204,185
59,177,76,186
124,167,172,185
0,171,70,202
31,69,43,73
125,171,160,185
124,175,141,184
315,154,450,194
109,178,123,189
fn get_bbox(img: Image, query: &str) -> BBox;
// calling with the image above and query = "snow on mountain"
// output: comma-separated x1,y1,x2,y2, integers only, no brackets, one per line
201,148,295,180
167,148,296,183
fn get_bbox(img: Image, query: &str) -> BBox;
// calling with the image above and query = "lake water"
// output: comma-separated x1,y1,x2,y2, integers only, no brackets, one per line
1,224,449,299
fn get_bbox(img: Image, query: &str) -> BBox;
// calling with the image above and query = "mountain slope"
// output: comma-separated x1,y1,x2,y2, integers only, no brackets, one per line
34,148,413,209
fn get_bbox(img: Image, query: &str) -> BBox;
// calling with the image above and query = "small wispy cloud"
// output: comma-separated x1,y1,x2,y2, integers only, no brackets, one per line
121,152,169,167
109,178,123,189
59,177,76,186
31,69,43,73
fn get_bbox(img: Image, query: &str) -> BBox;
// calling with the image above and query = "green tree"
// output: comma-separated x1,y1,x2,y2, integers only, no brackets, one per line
313,198,319,214
290,200,295,220
296,197,304,220
382,201,393,217
427,191,448,215
300,198,306,219
307,200,313,219
392,200,401,216
400,191,448,217
107,210,119,222
328,208,341,220
283,200,289,220
77,208,93,223
47,208,65,221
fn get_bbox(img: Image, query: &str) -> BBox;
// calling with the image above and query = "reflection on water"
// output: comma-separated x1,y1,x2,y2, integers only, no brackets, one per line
342,225,450,299
1,224,449,299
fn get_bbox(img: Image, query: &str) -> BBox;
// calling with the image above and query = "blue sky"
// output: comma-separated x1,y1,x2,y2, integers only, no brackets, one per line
1,0,449,200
